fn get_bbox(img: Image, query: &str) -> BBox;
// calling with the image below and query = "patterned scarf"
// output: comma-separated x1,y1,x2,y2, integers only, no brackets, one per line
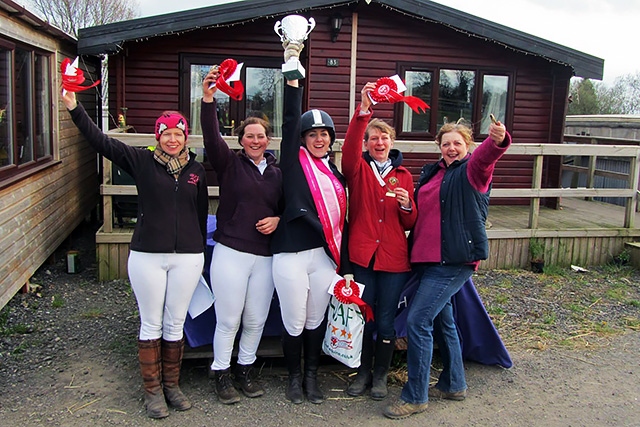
153,146,190,178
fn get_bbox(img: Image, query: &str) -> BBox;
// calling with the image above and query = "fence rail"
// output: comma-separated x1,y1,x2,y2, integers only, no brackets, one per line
104,132,640,230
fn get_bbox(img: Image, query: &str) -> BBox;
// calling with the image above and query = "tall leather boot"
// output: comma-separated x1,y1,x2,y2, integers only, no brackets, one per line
371,337,396,400
161,338,192,411
346,326,374,396
138,339,169,419
282,331,303,404
302,326,325,404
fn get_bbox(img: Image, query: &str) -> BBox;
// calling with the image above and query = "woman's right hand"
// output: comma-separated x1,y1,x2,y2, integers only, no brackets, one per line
202,66,220,103
61,88,77,111
360,82,376,113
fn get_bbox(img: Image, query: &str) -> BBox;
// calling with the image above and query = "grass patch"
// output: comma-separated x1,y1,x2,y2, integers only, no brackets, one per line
81,308,104,318
474,266,640,351
51,295,65,308
105,336,137,357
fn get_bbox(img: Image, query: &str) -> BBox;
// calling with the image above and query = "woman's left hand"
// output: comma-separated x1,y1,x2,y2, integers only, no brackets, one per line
256,216,280,235
394,187,412,209
489,121,506,146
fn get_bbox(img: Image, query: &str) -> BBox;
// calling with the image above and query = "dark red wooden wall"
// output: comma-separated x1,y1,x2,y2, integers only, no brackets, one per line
106,4,572,205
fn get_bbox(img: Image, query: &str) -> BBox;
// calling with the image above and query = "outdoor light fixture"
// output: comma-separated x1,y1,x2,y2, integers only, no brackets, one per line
330,12,343,42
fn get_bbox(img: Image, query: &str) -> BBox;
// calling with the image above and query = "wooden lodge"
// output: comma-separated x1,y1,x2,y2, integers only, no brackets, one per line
0,0,100,309
71,0,640,280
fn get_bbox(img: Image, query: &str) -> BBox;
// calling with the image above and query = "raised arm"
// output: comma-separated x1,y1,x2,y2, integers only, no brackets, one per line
279,80,303,172
342,83,376,179
201,66,235,174
62,89,143,177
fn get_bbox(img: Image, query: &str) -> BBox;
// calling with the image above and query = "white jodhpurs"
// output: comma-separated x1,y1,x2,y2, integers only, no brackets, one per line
128,250,204,341
272,247,336,336
209,243,275,370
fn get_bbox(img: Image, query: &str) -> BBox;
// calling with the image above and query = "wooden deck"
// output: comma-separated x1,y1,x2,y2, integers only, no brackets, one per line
488,197,640,232
483,197,640,270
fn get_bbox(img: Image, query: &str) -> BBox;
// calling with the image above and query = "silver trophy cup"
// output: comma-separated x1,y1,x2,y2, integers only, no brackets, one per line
274,15,316,80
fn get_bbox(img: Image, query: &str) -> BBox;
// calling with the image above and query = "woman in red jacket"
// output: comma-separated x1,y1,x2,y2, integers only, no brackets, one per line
342,82,417,400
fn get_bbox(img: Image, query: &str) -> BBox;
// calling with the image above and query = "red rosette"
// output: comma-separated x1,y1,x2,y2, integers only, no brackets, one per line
333,278,361,304
333,279,374,322
369,76,430,114
60,58,100,93
215,58,244,101
370,77,397,104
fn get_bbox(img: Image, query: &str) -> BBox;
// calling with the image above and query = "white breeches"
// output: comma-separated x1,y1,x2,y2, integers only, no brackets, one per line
272,247,336,336
209,243,275,370
128,250,204,341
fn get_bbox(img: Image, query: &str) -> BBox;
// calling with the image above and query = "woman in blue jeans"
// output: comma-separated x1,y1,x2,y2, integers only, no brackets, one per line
384,118,511,419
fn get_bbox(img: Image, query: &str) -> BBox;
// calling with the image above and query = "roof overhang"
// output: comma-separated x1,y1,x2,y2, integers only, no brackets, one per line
76,0,603,80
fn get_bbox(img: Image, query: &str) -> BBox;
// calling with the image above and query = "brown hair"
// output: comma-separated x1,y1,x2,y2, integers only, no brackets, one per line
435,121,475,150
365,118,396,142
235,116,272,145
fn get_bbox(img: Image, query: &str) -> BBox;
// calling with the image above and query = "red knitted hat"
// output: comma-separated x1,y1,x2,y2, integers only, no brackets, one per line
155,111,189,141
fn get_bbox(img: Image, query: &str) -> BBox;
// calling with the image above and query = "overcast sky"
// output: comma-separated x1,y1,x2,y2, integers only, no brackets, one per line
135,0,640,84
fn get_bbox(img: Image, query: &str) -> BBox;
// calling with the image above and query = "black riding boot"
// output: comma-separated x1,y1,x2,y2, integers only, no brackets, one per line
346,325,374,396
371,337,396,400
282,331,303,404
302,325,325,404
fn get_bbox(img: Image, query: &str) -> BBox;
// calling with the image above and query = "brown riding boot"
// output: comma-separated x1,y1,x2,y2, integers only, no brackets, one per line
138,339,169,419
161,338,192,411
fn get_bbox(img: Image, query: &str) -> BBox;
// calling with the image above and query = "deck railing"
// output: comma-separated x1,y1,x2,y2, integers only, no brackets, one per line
101,132,640,231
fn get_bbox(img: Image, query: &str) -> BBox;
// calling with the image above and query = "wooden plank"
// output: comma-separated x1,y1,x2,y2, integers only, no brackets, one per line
101,184,221,197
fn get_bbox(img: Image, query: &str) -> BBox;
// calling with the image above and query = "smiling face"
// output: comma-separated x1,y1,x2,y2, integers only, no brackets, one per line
439,131,469,166
158,128,187,157
364,128,394,163
240,123,270,164
303,128,332,158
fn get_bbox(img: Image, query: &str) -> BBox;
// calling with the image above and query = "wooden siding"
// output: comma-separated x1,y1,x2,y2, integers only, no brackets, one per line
0,48,99,309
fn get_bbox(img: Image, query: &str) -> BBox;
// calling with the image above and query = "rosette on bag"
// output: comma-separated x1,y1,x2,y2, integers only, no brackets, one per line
215,59,244,101
370,76,429,114
333,278,374,322
61,57,100,93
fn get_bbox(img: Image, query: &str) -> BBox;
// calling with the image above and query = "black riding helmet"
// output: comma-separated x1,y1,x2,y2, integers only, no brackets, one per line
300,109,336,147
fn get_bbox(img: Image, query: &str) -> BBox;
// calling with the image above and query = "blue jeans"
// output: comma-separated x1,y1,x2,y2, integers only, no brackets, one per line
401,264,473,404
352,264,409,340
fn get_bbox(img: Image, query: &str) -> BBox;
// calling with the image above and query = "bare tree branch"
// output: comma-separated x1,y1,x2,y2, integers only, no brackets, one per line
27,0,139,37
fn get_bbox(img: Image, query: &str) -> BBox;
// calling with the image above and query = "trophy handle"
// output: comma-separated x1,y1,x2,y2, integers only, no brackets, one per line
274,21,284,41
305,18,316,38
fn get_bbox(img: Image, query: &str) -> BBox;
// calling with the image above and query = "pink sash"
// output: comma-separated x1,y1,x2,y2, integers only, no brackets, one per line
299,147,347,271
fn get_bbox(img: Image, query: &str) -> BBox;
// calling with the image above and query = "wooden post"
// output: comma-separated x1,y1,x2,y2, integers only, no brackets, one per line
528,154,543,229
585,137,597,201
624,149,640,228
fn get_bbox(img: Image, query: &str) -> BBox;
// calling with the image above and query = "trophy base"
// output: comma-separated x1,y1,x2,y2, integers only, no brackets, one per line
282,61,306,80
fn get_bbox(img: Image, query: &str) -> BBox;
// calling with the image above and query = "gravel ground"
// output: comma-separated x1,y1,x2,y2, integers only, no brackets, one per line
0,220,639,426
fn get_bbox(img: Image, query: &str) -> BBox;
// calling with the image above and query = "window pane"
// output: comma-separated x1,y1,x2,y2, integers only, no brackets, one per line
402,71,432,133
34,53,51,158
480,75,508,134
15,48,33,165
0,48,12,167
438,69,475,127
246,67,283,138
189,64,232,137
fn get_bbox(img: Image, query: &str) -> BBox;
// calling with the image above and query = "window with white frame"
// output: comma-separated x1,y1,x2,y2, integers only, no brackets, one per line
398,65,511,139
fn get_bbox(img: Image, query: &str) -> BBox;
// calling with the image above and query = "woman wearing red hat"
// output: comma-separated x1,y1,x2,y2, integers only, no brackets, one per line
62,91,208,419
